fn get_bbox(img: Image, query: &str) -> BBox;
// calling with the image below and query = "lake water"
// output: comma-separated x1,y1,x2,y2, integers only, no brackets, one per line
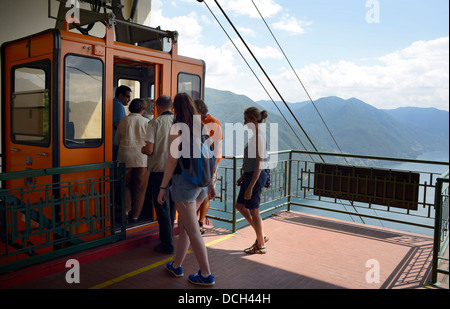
390,150,449,174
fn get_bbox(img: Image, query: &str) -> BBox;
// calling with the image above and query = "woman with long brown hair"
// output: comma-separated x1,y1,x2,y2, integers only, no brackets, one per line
157,93,216,286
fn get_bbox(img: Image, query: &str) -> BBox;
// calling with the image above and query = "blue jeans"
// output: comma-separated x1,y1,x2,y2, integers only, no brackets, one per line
150,172,175,252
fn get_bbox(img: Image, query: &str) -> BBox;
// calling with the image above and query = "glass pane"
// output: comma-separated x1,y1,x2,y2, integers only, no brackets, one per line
65,55,103,147
12,66,50,145
178,73,201,100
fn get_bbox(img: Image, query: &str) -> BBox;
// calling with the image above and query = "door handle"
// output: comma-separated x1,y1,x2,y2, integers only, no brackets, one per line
10,148,20,152
37,152,49,156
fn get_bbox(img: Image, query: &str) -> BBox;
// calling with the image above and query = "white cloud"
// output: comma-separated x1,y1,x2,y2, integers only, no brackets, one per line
201,14,213,25
149,1,449,111
150,0,283,93
262,37,449,111
214,0,283,19
150,1,203,52
145,1,204,81
237,27,256,38
227,39,283,60
272,14,312,35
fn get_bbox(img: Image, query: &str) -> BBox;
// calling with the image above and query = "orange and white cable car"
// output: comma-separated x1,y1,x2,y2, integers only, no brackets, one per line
1,0,205,269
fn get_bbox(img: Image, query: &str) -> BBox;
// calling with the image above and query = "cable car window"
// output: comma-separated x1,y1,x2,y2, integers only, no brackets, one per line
178,73,201,100
11,62,50,146
64,55,104,148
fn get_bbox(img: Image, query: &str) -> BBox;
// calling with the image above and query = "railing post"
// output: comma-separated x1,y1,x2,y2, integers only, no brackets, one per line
287,150,292,212
431,170,450,285
431,171,450,286
117,161,127,239
432,177,442,284
232,157,237,233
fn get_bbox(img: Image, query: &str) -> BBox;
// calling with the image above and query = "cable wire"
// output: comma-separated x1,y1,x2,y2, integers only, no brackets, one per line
202,1,312,156
203,0,368,224
211,0,325,163
250,0,349,165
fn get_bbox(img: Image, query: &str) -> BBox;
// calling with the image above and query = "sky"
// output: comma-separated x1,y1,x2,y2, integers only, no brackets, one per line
148,0,449,111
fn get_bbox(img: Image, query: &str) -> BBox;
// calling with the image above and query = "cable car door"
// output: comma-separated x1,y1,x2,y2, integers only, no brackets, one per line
60,53,104,167
57,42,107,241
1,34,55,261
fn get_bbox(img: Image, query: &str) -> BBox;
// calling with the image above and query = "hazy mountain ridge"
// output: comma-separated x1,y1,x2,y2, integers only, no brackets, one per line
205,88,449,159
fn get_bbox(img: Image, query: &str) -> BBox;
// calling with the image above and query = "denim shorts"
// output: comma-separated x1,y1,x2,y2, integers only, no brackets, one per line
171,174,208,203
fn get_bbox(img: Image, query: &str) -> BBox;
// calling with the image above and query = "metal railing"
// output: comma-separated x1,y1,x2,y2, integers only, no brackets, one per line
0,161,126,274
432,170,449,284
209,150,449,234
0,150,448,280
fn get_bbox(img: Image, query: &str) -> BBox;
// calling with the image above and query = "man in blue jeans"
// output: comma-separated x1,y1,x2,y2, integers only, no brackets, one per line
142,95,175,254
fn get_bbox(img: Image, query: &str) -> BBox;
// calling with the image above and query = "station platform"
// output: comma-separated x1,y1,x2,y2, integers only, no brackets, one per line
1,210,448,290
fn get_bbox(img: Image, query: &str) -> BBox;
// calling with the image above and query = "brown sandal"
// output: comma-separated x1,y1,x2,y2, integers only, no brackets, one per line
244,235,269,253
244,246,267,254
249,235,269,248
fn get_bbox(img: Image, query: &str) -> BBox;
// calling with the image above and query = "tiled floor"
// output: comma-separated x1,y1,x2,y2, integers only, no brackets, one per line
2,210,448,290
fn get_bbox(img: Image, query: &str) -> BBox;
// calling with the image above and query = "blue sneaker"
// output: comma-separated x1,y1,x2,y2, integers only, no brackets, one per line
166,262,183,277
188,270,215,286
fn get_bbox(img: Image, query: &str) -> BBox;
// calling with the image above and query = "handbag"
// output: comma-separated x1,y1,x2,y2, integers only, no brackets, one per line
263,169,271,188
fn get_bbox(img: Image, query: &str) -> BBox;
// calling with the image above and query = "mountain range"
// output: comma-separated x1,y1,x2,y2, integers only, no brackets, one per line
204,88,449,160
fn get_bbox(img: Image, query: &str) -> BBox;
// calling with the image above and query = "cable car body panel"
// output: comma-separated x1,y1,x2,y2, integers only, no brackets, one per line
1,21,205,263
